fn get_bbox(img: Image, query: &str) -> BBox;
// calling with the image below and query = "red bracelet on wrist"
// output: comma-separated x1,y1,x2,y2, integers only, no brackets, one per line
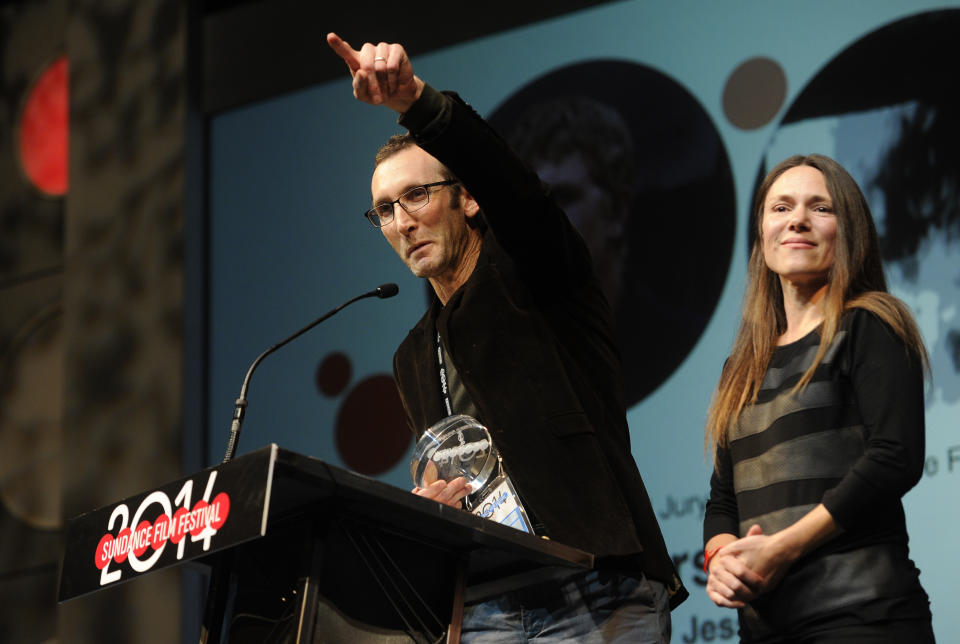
703,546,722,573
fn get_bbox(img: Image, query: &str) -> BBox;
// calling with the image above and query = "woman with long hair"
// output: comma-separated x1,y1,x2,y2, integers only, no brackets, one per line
702,154,934,642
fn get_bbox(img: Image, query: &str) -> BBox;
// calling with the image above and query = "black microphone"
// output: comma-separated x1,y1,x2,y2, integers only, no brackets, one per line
222,283,399,462
375,282,399,298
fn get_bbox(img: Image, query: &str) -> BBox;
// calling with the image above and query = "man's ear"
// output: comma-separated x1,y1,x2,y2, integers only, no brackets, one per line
460,188,480,219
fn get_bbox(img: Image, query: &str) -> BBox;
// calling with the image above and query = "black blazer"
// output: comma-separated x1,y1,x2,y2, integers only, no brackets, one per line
392,86,687,607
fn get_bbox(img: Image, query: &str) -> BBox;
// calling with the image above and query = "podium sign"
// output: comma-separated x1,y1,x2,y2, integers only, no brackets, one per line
59,445,593,642
59,445,280,602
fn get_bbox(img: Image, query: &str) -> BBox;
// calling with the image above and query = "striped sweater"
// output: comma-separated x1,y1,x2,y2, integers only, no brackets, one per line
704,308,930,638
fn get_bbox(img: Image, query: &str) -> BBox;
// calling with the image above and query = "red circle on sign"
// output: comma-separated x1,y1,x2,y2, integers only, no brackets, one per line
114,527,132,563
210,492,230,530
170,507,189,544
95,534,114,570
133,521,152,557
152,514,170,550
190,500,208,538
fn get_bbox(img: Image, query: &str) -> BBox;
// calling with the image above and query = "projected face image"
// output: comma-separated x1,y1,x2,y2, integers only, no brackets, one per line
489,61,736,408
886,231,960,405
869,109,960,406
534,150,625,306
865,102,960,407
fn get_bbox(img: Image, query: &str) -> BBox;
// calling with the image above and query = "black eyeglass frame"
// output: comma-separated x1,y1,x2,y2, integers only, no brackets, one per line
364,180,458,228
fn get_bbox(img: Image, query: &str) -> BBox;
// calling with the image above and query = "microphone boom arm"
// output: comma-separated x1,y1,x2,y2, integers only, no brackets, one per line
222,283,398,463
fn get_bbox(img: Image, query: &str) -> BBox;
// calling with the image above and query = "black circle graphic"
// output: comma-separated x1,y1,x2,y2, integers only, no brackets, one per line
488,60,736,406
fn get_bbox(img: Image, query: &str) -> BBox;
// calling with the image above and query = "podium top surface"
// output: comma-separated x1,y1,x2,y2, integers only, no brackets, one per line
59,445,592,602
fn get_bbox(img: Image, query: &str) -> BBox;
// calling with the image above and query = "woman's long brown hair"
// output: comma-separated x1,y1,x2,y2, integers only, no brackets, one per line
706,154,928,456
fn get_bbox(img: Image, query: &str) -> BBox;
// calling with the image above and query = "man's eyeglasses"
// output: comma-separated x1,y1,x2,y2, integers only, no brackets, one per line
364,180,458,228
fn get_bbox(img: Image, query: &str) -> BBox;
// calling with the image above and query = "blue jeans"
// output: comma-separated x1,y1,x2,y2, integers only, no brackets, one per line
460,570,671,643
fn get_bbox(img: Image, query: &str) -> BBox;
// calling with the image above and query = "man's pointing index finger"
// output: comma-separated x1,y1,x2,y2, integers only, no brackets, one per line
326,32,360,74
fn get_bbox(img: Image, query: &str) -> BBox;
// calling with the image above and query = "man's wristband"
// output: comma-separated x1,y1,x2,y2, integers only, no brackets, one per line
703,545,722,573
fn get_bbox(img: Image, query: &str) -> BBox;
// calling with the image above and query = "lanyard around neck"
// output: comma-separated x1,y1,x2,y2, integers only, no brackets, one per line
435,330,453,416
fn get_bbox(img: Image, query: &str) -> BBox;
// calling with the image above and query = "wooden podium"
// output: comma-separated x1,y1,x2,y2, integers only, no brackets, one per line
58,445,592,643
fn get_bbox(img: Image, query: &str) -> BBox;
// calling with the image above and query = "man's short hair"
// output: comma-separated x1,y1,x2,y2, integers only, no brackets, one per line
374,133,418,167
375,133,459,183
373,133,485,231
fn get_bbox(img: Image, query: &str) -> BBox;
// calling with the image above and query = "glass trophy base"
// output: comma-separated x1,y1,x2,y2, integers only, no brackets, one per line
410,415,496,493
410,415,534,534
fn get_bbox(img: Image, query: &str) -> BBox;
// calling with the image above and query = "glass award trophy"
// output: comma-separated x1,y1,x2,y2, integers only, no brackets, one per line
410,415,534,534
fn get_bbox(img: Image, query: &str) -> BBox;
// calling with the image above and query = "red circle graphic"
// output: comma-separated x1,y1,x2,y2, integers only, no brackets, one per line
18,55,69,196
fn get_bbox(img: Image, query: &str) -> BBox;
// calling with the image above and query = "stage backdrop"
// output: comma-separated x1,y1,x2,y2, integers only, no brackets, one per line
206,1,960,639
